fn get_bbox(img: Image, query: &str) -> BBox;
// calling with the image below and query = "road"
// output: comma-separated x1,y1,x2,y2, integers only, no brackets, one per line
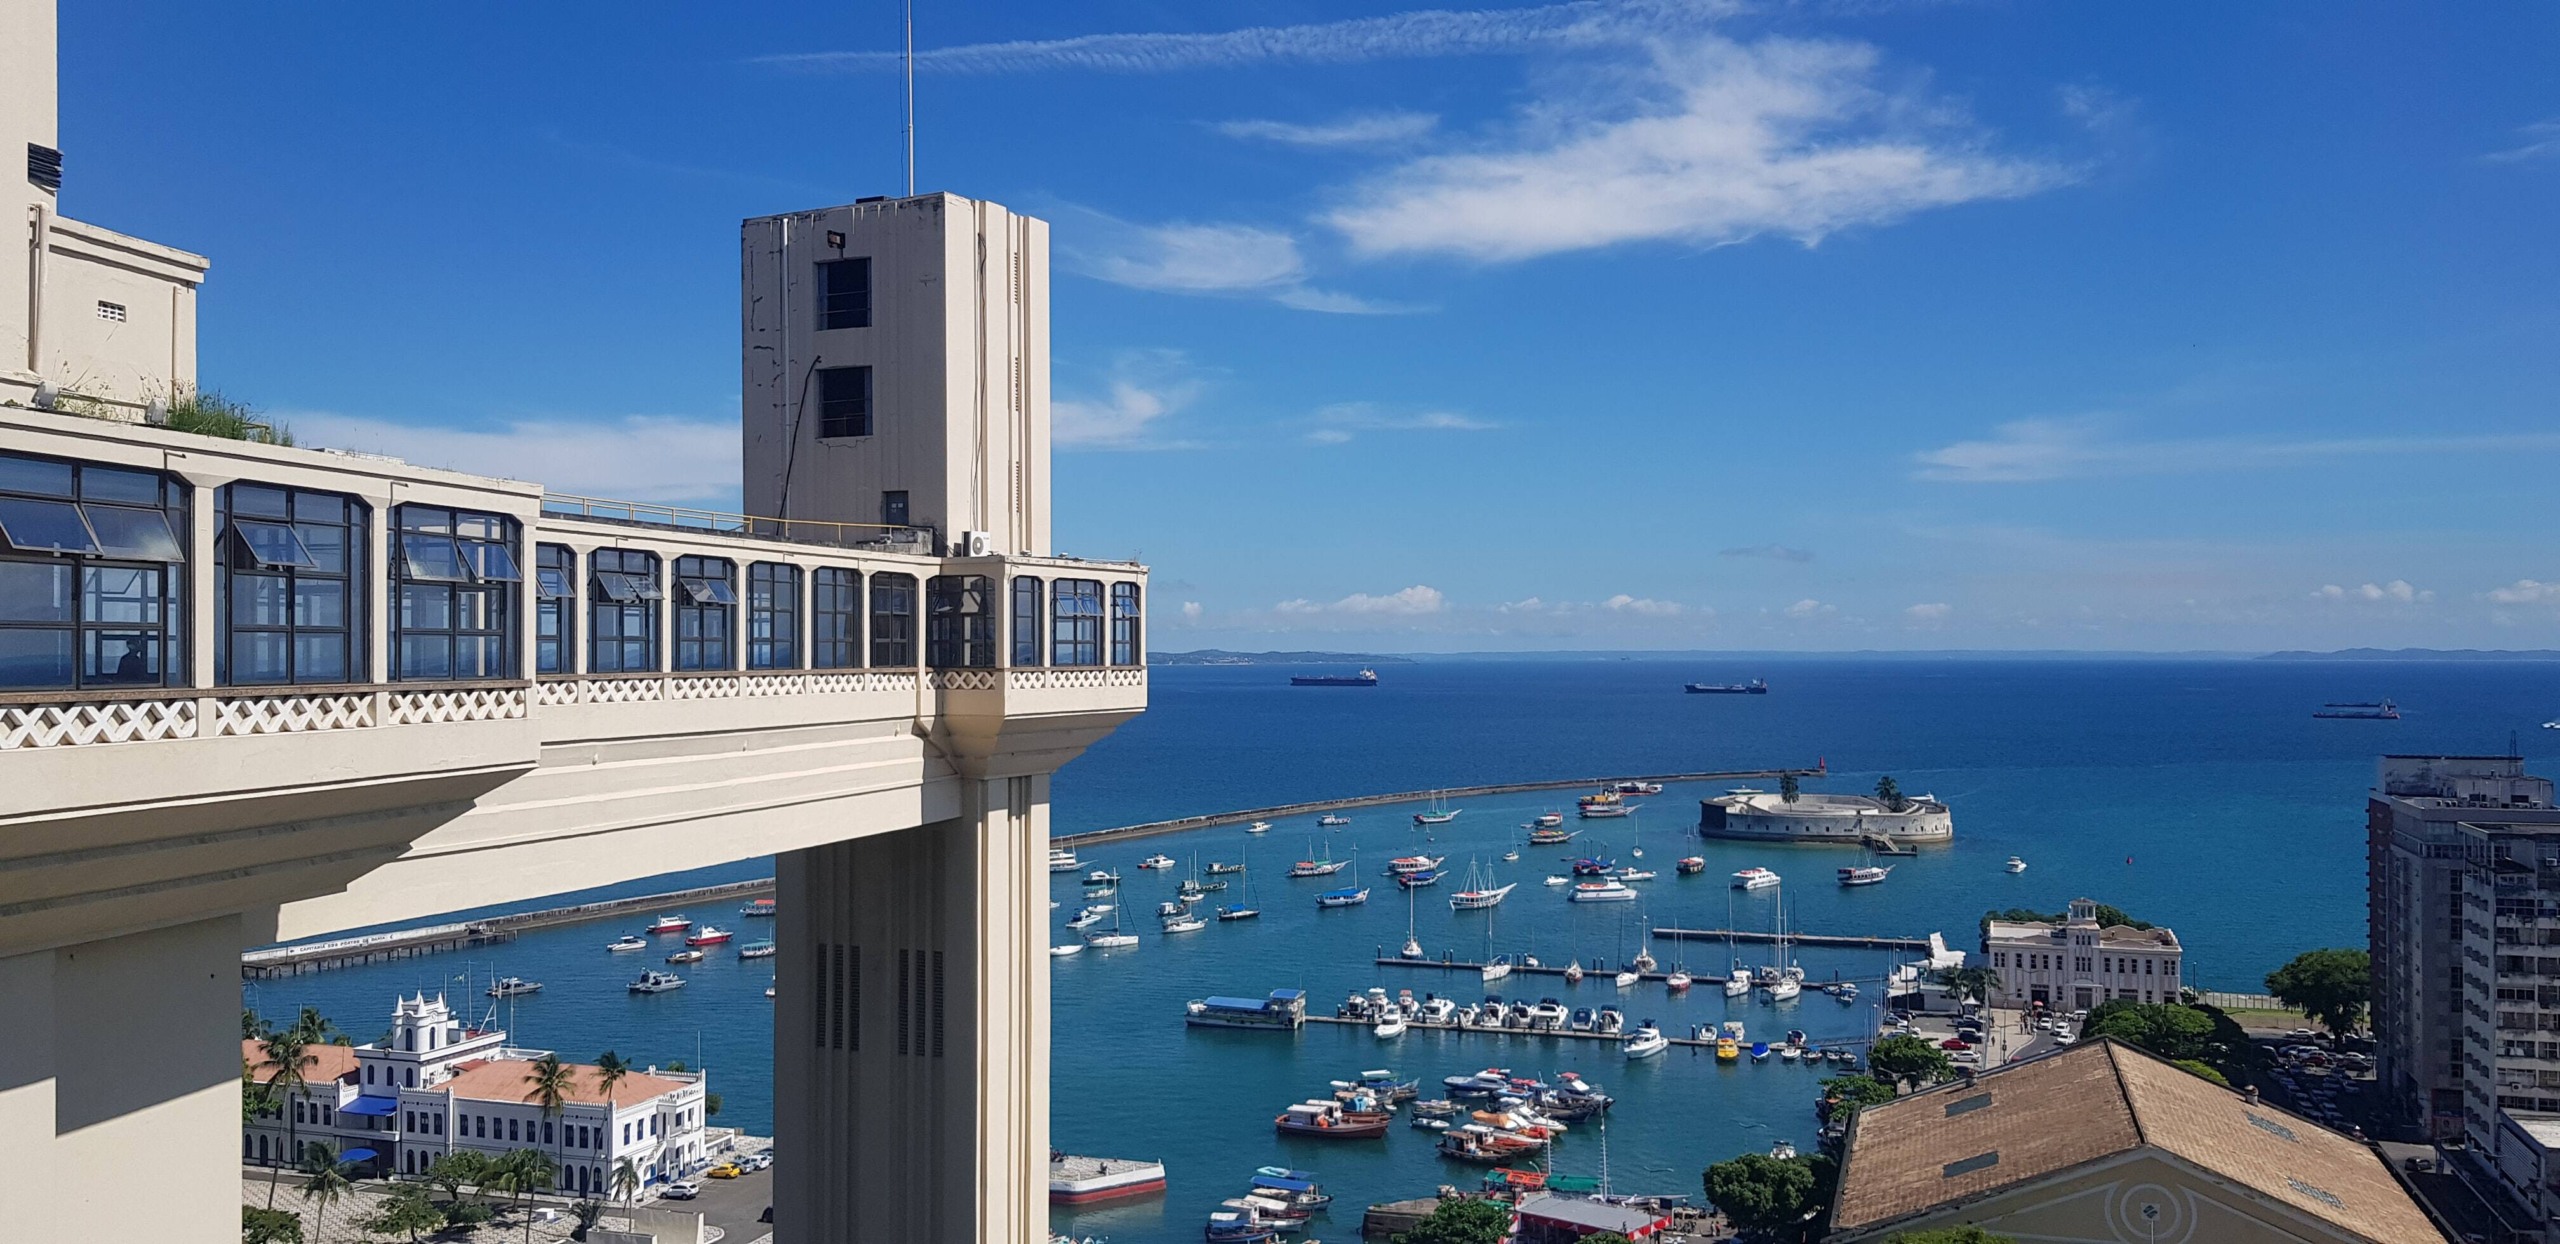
673,1165,773,1242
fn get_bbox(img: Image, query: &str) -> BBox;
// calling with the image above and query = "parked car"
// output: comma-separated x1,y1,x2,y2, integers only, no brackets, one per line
707,1162,744,1179
664,1181,703,1201
745,1152,774,1171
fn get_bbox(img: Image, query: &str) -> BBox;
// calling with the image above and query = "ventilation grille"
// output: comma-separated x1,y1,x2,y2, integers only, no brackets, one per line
1944,1093,1992,1118
1942,1152,2001,1179
2247,1112,2298,1142
96,301,125,323
815,942,858,1051
28,143,62,192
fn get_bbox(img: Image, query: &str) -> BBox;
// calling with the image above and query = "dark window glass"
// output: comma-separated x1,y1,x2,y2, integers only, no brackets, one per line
588,548,660,673
812,568,861,669
926,575,993,668
1111,582,1142,666
882,490,909,528
672,556,736,671
869,572,916,667
217,484,361,686
747,563,800,670
535,545,574,674
0,451,189,690
1052,579,1103,667
817,366,872,439
391,505,517,681
818,257,872,330
1010,577,1042,667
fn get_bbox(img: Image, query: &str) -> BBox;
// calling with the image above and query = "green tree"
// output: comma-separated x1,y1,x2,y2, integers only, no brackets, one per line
571,1199,607,1241
426,1150,489,1209
1936,966,2003,1008
704,1091,722,1119
241,1205,304,1244
1393,1197,1511,1244
1703,1152,1819,1237
611,1156,642,1208
2082,1002,2217,1063
359,1184,446,1242
1868,1034,1954,1089
1818,1075,1900,1126
2265,948,2372,1035
297,1143,352,1242
256,1026,318,1208
1874,776,1906,812
1881,1228,2018,1243
490,1148,558,1243
1780,774,1800,804
526,1051,577,1211
1982,905,2152,932
2171,1058,2230,1087
244,1007,272,1041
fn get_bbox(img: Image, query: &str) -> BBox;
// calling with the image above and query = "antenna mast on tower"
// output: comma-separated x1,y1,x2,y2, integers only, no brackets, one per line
903,0,916,196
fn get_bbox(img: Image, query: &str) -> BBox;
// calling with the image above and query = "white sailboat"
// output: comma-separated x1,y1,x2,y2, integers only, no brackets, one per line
1481,897,1513,982
1399,884,1425,959
1449,857,1515,910
1084,903,1138,949
1764,885,1799,1001
1217,856,1261,921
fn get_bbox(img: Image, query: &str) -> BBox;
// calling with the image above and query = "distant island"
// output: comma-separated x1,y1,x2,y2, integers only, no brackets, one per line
1151,649,1417,666
2258,648,2560,662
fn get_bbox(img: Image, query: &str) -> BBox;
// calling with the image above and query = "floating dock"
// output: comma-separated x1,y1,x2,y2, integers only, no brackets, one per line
1650,926,1933,951
242,878,775,978
1302,1013,1873,1055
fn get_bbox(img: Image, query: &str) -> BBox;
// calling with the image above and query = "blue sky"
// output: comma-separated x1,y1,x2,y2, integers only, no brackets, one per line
61,2,2560,651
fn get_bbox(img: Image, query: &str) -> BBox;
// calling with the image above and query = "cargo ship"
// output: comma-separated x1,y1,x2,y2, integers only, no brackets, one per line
1685,679,1768,694
1291,668,1379,687
2312,700,2399,720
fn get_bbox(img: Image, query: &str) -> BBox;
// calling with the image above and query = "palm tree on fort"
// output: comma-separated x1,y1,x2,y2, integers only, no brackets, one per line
257,1025,318,1208
1874,775,1907,812
1780,773,1800,804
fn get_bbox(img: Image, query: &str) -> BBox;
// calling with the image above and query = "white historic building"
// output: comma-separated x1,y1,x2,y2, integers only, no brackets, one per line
1982,898,2184,1012
243,994,710,1197
1697,789,1954,844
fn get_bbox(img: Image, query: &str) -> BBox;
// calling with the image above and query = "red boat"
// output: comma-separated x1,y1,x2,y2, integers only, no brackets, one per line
1274,1100,1391,1139
684,925,734,946
1047,1155,1167,1205
645,914,691,934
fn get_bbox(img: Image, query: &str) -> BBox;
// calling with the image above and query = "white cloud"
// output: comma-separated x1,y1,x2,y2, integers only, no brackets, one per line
2488,580,2560,605
1305,402,1493,444
1498,597,1547,612
1053,350,1203,449
1784,598,1835,619
2485,119,2560,164
1054,206,1400,314
1276,585,1448,615
1904,602,1952,624
1915,416,2560,484
1604,593,1683,616
2313,581,2433,604
1719,543,1813,563
285,411,737,503
1325,33,2066,262
1217,112,1440,148
758,0,1738,75
1180,601,1205,621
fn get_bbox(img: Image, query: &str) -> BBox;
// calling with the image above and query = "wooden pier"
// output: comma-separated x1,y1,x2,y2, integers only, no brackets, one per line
1304,1012,1875,1055
242,878,776,978
1650,926,1933,951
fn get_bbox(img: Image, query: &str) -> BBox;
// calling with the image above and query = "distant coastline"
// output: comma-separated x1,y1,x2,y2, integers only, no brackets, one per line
2256,648,2560,662
1150,649,1417,666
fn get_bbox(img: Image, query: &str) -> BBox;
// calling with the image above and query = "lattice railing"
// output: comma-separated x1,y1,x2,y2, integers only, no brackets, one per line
584,678,665,704
1,699,198,749
211,693,377,737
1008,668,1147,690
386,687,529,726
927,669,1000,691
667,676,742,701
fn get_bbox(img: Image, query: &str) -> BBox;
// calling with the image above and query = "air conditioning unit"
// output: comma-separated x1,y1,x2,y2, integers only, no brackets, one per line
958,530,992,557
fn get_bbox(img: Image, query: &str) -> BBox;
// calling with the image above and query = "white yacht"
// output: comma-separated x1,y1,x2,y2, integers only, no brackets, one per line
1568,880,1639,903
1374,1013,1409,1039
1624,1023,1668,1059
1049,847,1080,873
1725,968,1753,997
2006,856,2028,873
1613,969,1641,988
1732,867,1781,890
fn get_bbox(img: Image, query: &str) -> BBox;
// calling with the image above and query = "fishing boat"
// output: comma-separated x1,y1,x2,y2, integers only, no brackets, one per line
486,976,541,997
1274,1099,1391,1139
1578,803,1631,820
1139,853,1177,870
606,934,647,952
1732,867,1781,890
1676,856,1706,875
1838,865,1891,887
1385,854,1446,875
1251,1167,1336,1209
1570,856,1616,877
645,914,692,934
2006,856,2028,873
685,926,734,946
1246,821,1273,835
739,940,777,959
1578,790,1622,809
1396,869,1442,889
1571,880,1638,903
1624,1022,1667,1058
628,970,685,993
1207,861,1248,875
1436,1124,1548,1164
738,898,776,918
1316,886,1370,908
1413,792,1461,826
666,948,706,964
1203,1211,1281,1244
1287,842,1351,877
1318,813,1351,827
1525,826,1577,845
1047,1154,1168,1205
1048,847,1081,873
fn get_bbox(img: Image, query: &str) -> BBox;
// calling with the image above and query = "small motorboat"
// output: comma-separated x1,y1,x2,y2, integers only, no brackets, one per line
1725,969,1752,997
1066,905,1112,930
1716,1037,1739,1061
1375,1013,1409,1039
1569,880,1638,903
1665,970,1693,992
685,926,734,946
1613,969,1640,989
1207,861,1248,875
1751,1042,1771,1061
486,976,541,997
1544,875,1570,887
1613,868,1657,882
1246,821,1273,834
766,982,776,998
628,970,685,993
1162,914,1207,934
1139,853,1177,870
739,940,776,959
2006,856,2028,873
1838,865,1891,887
1624,1023,1667,1058
645,914,692,934
1732,867,1780,890
1568,1007,1596,1033
1316,886,1370,908
666,949,706,964
1050,944,1084,957
606,934,647,953
1083,869,1121,886
1676,856,1706,875
1318,813,1351,827
1835,982,1860,1002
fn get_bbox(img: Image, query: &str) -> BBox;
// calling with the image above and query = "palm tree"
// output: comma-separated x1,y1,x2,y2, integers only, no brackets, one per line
298,1142,353,1241
1780,773,1800,804
526,1053,577,1200
611,1156,642,1209
1874,775,1906,812
594,1050,631,1192
500,1148,559,1243
257,1026,317,1208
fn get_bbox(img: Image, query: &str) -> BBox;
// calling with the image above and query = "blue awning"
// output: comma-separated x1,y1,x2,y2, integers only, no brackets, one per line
1200,997,1271,1010
1251,1174,1315,1193
339,1147,380,1164
340,1096,399,1117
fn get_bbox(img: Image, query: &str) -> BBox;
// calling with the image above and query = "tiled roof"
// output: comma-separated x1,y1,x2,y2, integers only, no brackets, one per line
1831,1040,2440,1243
241,1039,360,1086
425,1059,692,1108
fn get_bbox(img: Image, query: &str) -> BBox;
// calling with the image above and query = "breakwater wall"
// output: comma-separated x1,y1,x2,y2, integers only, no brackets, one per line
1051,765,1825,849
243,878,775,978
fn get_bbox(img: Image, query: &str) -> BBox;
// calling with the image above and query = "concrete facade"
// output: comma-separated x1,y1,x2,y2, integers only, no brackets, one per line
3,0,208,415
1983,898,2186,1012
2368,755,2560,1143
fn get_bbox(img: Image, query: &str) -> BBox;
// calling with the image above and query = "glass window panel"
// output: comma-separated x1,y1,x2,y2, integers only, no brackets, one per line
0,454,75,498
455,513,504,539
294,579,346,629
230,632,291,683
297,522,348,573
594,572,638,603
79,466,162,506
0,561,73,622
294,634,348,683
536,567,574,599
400,583,452,632
399,534,468,582
465,541,521,583
629,573,663,600
232,574,292,627
454,589,495,631
458,636,502,678
228,485,289,519
83,567,160,625
399,507,454,535
292,494,347,524
400,634,453,680
0,497,101,555
0,628,74,687
83,505,185,562
231,520,316,569
85,630,159,683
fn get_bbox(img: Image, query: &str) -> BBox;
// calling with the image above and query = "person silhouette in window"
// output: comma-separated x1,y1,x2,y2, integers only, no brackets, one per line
113,638,149,682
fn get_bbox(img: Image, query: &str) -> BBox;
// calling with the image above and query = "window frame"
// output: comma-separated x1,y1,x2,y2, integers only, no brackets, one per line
671,556,737,672
925,575,994,669
811,567,862,669
869,572,917,668
817,257,872,330
816,365,873,439
218,483,364,687
1009,576,1043,667
1052,579,1103,667
587,548,662,674
389,504,521,682
535,544,575,674
1111,582,1142,667
746,562,801,671
0,451,190,692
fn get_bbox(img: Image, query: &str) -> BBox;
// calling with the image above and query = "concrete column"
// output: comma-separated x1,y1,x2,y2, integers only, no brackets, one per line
774,773,1048,1243
0,915,245,1243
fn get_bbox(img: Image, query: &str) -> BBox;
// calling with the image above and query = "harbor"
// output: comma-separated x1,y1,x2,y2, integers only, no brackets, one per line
241,878,775,977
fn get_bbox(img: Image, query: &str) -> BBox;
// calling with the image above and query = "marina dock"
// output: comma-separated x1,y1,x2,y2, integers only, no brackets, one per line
1650,926,1933,951
1304,1012,1872,1054
242,878,775,978
1054,765,1826,848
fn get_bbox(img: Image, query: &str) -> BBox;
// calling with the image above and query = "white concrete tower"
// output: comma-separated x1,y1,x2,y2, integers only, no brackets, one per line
740,194,1051,557
1,0,63,400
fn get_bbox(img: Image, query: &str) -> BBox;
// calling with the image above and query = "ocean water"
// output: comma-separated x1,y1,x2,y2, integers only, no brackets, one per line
243,657,2560,1240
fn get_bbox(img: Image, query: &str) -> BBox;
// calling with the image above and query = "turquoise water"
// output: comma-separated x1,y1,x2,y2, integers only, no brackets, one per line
244,657,2560,1241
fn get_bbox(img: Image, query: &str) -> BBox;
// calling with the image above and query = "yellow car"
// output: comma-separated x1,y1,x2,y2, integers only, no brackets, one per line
706,1163,744,1179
